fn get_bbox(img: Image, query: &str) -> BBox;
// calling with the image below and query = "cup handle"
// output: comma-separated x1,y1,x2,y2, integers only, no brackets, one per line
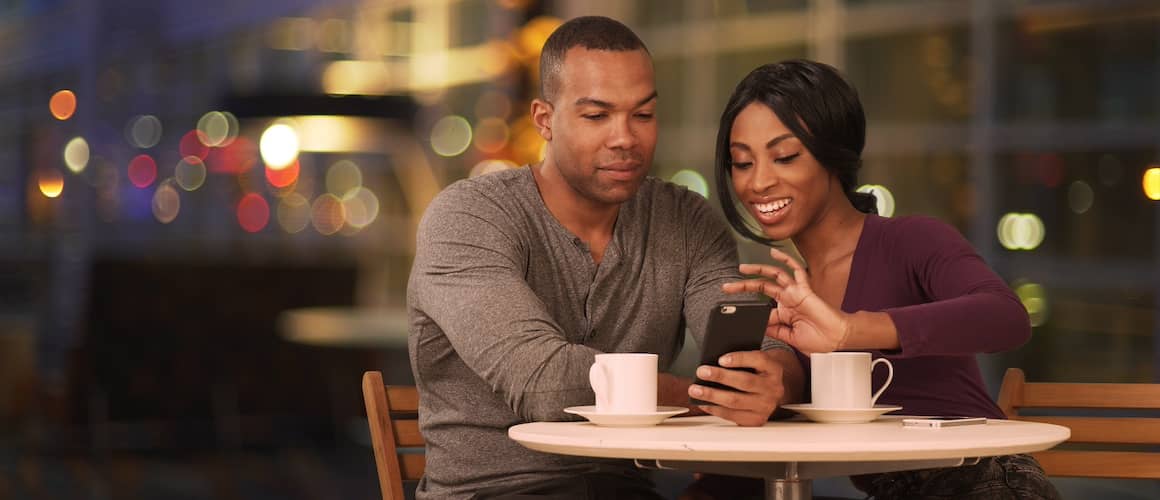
869,358,894,406
588,361,610,409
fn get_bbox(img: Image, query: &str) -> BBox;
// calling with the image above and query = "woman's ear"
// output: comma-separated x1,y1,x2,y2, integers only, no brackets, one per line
530,99,553,141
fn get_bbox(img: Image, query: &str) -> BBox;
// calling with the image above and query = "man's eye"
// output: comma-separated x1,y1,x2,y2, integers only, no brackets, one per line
583,114,606,121
635,113,654,120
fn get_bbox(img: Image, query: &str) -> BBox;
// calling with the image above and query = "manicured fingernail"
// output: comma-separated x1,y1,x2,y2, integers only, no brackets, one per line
719,354,732,366
697,366,712,378
689,385,703,396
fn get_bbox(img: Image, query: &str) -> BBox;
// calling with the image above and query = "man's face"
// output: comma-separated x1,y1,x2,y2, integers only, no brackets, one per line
539,48,657,206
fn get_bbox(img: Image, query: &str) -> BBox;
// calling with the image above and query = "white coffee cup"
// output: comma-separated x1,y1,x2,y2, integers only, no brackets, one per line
810,352,893,409
588,353,657,414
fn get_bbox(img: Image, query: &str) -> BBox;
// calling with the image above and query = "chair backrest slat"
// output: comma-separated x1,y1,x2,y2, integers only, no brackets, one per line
1017,416,1160,445
363,371,424,500
1033,450,1160,479
998,368,1160,480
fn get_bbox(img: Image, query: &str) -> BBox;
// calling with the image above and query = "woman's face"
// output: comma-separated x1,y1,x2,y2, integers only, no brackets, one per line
728,102,839,241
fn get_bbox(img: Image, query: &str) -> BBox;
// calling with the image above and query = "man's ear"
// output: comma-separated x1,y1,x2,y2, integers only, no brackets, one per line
531,98,553,141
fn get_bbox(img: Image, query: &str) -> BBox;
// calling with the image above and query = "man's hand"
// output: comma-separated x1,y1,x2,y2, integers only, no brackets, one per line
686,349,803,426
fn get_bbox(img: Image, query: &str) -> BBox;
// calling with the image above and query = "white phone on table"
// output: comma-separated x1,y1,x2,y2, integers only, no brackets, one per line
902,416,987,428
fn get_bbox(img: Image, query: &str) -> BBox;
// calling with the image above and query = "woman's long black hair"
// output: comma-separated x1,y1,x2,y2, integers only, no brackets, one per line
714,59,877,245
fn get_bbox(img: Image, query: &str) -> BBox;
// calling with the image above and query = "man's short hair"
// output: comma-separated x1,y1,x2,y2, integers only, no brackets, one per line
539,16,649,102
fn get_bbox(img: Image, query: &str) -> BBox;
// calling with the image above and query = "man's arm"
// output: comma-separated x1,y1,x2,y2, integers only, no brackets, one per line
676,191,804,425
412,184,598,422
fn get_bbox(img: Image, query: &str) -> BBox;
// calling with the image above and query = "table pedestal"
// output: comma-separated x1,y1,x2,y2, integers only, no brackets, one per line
767,478,811,500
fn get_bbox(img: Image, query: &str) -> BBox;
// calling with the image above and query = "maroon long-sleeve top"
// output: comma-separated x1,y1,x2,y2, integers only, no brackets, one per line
810,214,1031,419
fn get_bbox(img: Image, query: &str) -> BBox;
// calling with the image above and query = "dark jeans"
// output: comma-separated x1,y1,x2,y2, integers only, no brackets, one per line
472,472,666,500
851,453,1061,499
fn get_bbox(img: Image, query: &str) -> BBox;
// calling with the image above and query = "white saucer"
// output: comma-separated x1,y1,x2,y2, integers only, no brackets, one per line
563,406,689,427
781,404,902,423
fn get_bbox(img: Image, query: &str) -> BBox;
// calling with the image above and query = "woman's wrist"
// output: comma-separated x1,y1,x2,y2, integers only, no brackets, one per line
843,311,900,351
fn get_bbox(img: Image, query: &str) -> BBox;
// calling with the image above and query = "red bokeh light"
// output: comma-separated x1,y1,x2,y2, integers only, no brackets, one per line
127,154,158,188
210,136,258,174
236,193,270,233
180,130,210,160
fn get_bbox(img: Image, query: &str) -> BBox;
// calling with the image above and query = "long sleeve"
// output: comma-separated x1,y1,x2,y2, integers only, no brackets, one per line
882,216,1031,358
410,184,599,422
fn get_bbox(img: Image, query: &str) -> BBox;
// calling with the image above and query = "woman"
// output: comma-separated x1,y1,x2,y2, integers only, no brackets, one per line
714,60,1060,499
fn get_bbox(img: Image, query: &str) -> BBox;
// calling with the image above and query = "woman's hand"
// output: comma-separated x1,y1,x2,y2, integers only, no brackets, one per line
721,247,851,354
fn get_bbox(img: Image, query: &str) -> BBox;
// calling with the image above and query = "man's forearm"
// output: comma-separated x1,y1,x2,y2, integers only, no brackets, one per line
766,348,805,418
658,373,706,415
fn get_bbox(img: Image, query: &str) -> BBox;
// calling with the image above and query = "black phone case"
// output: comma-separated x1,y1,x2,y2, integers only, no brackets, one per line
690,301,773,406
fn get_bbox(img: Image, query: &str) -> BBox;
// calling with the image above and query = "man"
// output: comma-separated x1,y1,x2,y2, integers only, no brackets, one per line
407,16,803,499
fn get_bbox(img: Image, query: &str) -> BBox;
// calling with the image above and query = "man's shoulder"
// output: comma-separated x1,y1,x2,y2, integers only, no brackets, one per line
633,176,713,217
428,168,532,213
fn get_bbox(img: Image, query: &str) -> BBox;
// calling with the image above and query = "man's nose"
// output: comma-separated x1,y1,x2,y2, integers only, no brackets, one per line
606,115,638,150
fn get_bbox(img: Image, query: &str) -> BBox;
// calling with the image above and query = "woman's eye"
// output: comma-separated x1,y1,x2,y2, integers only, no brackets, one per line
730,162,753,170
775,153,800,164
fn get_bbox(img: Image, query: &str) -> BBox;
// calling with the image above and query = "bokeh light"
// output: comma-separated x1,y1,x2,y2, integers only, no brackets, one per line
1097,154,1121,187
49,90,77,120
670,169,709,198
152,182,180,223
1144,167,1160,201
311,193,345,235
127,154,158,188
430,115,472,157
175,156,207,191
325,160,362,196
277,193,311,233
260,122,300,169
38,170,64,198
341,187,380,229
469,159,518,177
998,212,1046,251
1014,281,1049,327
63,137,90,174
1067,181,1093,214
473,117,510,154
219,111,240,147
265,160,300,189
237,193,270,233
180,130,210,160
196,111,230,147
126,115,163,149
475,90,513,120
856,184,896,217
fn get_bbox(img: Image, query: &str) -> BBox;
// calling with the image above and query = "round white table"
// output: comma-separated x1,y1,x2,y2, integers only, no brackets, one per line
509,415,1070,500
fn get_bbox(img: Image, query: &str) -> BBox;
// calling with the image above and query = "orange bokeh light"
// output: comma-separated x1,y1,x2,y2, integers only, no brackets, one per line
37,170,64,198
265,159,300,188
49,90,77,120
237,193,270,233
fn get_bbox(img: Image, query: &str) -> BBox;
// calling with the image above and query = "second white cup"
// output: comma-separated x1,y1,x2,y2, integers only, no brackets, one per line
810,352,893,409
589,353,657,414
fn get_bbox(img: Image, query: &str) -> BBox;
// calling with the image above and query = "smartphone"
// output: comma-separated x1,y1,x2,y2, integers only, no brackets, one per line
690,301,773,406
901,416,987,428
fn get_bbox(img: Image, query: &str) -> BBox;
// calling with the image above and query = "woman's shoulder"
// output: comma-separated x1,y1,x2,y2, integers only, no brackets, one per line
870,214,965,244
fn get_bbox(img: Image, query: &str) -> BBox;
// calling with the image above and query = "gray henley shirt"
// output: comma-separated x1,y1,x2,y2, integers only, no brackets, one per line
407,166,765,498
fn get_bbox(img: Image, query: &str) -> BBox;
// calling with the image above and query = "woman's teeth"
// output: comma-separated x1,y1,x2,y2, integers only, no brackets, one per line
756,199,792,214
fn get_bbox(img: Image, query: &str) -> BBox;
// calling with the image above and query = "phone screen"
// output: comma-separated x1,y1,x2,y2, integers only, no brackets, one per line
691,301,772,405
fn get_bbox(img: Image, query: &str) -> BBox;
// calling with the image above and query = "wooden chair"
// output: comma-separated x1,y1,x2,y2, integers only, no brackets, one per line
362,371,424,500
997,367,1160,479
